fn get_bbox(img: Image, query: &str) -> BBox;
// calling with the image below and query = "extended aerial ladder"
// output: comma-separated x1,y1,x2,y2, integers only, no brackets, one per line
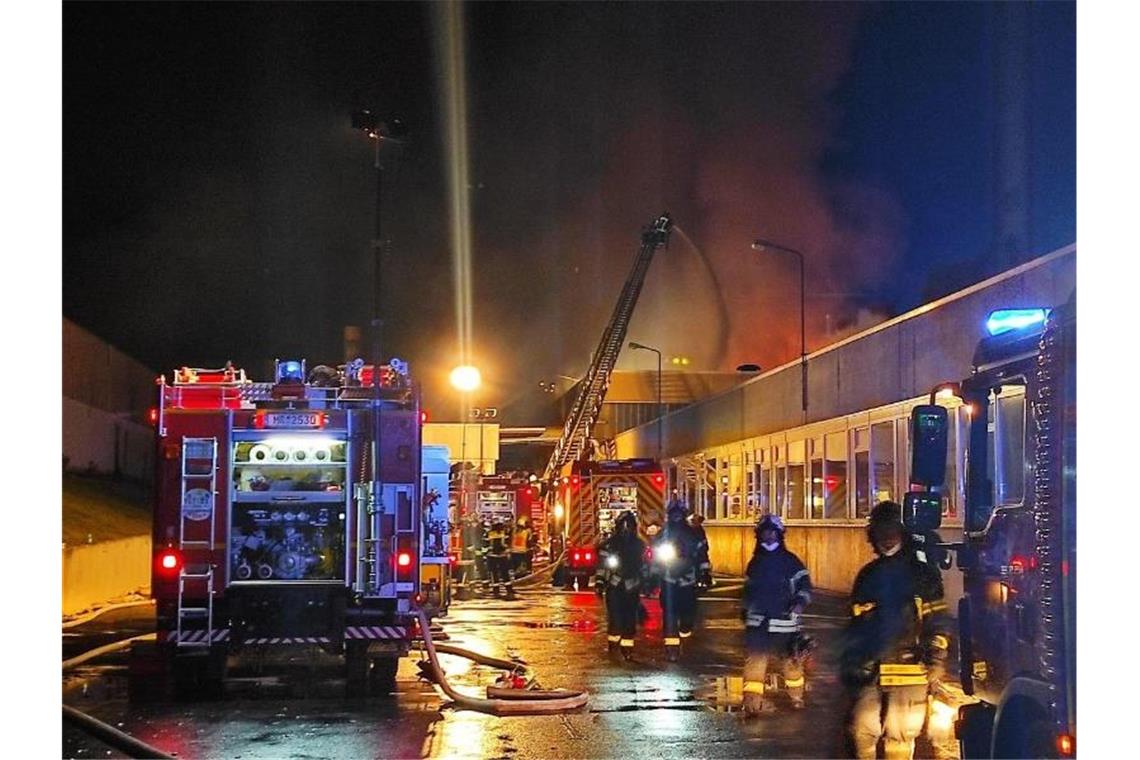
542,213,673,483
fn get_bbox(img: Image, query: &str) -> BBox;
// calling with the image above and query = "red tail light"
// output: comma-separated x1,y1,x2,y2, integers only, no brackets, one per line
148,408,158,425
573,551,581,562
397,552,412,568
652,473,665,488
1057,734,1075,757
584,551,593,562
157,548,182,576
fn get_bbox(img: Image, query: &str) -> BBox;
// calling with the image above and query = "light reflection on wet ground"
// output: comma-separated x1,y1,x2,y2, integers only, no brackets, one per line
63,588,957,759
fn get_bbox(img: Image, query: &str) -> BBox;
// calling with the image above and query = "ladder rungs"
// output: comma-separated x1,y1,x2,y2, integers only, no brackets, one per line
179,608,210,617
181,541,212,548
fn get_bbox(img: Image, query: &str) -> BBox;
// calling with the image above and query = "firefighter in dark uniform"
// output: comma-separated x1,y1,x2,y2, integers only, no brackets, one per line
741,513,812,715
689,513,713,589
652,500,702,661
841,501,950,760
596,511,646,658
486,520,514,598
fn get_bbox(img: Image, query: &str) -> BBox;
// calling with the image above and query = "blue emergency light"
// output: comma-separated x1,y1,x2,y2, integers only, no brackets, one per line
277,359,305,383
985,308,1050,337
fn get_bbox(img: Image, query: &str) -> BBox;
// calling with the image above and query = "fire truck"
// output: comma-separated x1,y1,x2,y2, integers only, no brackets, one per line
554,458,666,587
450,473,542,586
908,299,1076,758
130,357,444,699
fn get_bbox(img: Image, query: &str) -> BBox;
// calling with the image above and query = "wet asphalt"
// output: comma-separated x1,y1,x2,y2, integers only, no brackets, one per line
62,584,958,759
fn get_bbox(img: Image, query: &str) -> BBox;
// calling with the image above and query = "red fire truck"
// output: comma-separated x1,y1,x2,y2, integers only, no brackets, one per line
554,458,665,587
130,357,439,699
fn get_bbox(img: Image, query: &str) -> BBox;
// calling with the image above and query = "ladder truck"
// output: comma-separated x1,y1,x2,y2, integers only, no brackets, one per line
543,213,673,576
130,357,443,699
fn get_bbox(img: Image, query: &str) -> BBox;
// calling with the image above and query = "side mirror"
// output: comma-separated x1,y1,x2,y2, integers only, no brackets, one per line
903,491,942,533
910,405,949,488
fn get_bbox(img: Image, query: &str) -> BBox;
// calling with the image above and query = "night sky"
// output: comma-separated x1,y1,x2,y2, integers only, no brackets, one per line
62,2,1075,421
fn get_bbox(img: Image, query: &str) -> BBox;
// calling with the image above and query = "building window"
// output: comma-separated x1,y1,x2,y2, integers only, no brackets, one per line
853,426,871,517
871,421,895,504
786,439,806,519
809,437,824,519
825,430,848,519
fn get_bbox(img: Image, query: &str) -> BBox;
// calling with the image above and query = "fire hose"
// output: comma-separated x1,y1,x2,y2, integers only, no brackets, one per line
413,607,588,713
511,550,566,588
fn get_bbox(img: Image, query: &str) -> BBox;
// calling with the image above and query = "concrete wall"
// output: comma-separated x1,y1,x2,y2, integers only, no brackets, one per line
62,319,157,482
62,535,151,615
710,524,964,604
62,396,154,481
615,246,1076,459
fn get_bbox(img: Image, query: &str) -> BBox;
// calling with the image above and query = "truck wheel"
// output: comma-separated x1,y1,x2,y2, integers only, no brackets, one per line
127,641,170,702
369,656,399,696
345,641,370,698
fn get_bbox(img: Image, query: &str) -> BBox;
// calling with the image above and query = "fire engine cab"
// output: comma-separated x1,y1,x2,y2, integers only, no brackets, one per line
130,357,442,699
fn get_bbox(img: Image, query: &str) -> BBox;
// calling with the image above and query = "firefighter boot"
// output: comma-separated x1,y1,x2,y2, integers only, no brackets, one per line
620,639,635,661
607,635,621,654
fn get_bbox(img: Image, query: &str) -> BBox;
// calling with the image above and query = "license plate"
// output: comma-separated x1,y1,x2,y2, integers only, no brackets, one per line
265,412,322,428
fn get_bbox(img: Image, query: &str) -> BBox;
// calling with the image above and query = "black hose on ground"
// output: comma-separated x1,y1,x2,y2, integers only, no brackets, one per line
62,705,174,760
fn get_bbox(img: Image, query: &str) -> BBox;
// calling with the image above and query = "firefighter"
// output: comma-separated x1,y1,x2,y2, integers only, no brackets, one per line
486,520,514,598
689,513,713,589
511,515,531,579
841,501,950,760
740,514,812,715
652,500,702,661
596,511,647,658
460,515,483,585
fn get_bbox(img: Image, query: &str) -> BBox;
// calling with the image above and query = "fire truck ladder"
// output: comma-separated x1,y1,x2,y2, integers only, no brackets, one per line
177,437,218,647
542,213,673,483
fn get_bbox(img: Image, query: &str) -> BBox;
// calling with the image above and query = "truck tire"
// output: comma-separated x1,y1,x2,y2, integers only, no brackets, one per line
369,656,399,696
127,641,170,702
345,641,370,698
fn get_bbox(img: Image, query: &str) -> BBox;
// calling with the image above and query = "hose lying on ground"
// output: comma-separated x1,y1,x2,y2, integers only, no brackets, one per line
414,607,588,714
63,633,155,672
63,705,174,760
511,550,566,588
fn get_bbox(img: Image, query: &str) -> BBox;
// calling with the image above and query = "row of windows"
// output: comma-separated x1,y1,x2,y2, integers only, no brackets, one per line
665,386,1027,526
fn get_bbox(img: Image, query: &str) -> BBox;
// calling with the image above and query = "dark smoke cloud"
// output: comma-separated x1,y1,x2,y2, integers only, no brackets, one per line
465,2,907,398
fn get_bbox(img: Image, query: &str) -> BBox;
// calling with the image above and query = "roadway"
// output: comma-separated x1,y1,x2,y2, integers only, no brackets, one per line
63,584,959,759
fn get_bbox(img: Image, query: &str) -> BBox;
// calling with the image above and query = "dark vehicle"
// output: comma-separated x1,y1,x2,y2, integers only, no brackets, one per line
911,300,1075,758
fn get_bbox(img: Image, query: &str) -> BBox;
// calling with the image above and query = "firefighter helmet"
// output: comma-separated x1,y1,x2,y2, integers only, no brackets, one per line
666,499,688,523
756,513,785,538
867,500,904,548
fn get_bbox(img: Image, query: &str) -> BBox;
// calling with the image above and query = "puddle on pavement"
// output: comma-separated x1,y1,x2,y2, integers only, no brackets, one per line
697,676,745,713
519,619,598,632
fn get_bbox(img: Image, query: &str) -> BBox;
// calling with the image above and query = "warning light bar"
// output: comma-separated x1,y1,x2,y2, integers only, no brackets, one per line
985,308,1049,336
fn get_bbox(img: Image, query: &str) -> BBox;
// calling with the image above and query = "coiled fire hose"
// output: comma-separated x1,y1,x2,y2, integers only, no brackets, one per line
414,607,588,713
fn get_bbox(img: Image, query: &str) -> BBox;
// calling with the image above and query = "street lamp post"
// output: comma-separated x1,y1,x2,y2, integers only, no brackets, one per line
751,238,807,420
628,341,662,460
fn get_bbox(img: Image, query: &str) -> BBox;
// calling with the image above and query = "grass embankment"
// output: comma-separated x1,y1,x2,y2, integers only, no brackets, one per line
62,473,151,546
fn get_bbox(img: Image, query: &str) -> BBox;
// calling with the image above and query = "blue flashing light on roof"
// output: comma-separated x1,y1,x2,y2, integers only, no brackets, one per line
985,308,1050,337
277,360,304,383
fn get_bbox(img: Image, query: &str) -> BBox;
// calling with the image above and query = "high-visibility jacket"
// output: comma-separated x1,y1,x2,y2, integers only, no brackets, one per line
511,526,530,554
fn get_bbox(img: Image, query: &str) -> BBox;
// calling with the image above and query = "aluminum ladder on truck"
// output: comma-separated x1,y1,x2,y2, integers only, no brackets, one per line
543,213,673,483
177,437,217,647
